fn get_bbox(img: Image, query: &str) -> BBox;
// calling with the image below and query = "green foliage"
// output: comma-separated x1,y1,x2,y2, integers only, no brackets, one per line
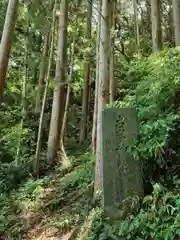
0,105,47,194
0,175,51,237
1,125,29,156
86,182,180,240
69,155,94,190
0,106,36,194
0,163,30,193
77,207,104,239
0,151,94,238
109,48,180,164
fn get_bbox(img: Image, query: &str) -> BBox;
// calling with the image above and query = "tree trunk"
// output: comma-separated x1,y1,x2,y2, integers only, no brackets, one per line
94,0,110,194
168,5,175,47
151,0,162,52
34,34,49,114
58,40,75,166
146,0,151,35
16,25,28,166
164,2,174,47
80,0,93,143
0,0,19,101
33,0,56,178
172,0,180,46
61,41,75,140
133,0,140,52
109,0,116,103
109,47,115,103
47,0,68,164
92,0,102,154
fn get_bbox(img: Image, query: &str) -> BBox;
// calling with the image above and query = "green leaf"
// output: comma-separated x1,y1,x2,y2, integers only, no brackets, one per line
175,229,180,236
175,199,180,207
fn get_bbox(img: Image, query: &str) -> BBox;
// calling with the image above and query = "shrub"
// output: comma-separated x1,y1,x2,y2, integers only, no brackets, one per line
109,48,180,170
87,183,180,240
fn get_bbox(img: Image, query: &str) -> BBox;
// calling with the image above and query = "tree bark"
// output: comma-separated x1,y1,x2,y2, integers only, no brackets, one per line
58,40,75,165
61,41,75,140
146,0,151,34
0,0,19,101
16,21,28,166
109,0,116,103
151,0,162,52
34,0,55,114
94,0,110,194
172,0,180,46
92,0,102,154
47,0,68,164
34,34,49,114
33,0,56,177
80,0,93,143
133,0,140,52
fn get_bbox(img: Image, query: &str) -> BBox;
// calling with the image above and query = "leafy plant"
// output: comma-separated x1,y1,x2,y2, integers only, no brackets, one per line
109,48,180,172
86,182,180,240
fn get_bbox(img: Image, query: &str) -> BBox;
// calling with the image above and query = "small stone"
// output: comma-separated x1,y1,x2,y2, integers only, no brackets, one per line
45,226,59,237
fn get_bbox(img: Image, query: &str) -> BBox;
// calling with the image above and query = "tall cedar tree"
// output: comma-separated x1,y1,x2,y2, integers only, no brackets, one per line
151,0,162,52
47,0,68,164
172,0,180,46
34,0,57,177
95,0,110,193
80,0,93,143
0,0,19,101
92,0,102,153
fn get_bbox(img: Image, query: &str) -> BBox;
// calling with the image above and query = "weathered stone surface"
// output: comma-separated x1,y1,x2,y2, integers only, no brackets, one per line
100,108,144,218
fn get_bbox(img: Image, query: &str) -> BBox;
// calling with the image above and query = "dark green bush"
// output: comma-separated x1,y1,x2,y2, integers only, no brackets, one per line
87,183,180,240
0,162,30,193
109,48,180,171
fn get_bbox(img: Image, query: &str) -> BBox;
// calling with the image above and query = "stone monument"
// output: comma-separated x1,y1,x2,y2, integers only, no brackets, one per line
100,108,144,218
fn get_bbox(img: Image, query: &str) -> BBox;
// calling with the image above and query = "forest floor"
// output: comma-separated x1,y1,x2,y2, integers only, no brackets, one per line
23,163,93,240
1,153,95,240
2,151,179,239
1,153,180,240
24,171,78,240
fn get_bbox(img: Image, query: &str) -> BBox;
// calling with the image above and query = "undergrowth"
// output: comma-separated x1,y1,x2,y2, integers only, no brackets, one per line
0,152,95,239
109,47,180,183
80,182,180,240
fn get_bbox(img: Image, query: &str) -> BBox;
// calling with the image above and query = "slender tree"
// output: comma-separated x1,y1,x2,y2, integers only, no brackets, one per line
146,0,151,34
34,0,55,114
57,41,75,167
92,0,102,154
61,40,75,141
34,34,49,114
109,0,116,103
133,0,140,52
47,0,68,164
0,0,19,101
80,0,93,143
167,2,174,47
16,16,28,166
151,0,162,52
33,0,56,177
172,0,180,46
95,0,110,193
